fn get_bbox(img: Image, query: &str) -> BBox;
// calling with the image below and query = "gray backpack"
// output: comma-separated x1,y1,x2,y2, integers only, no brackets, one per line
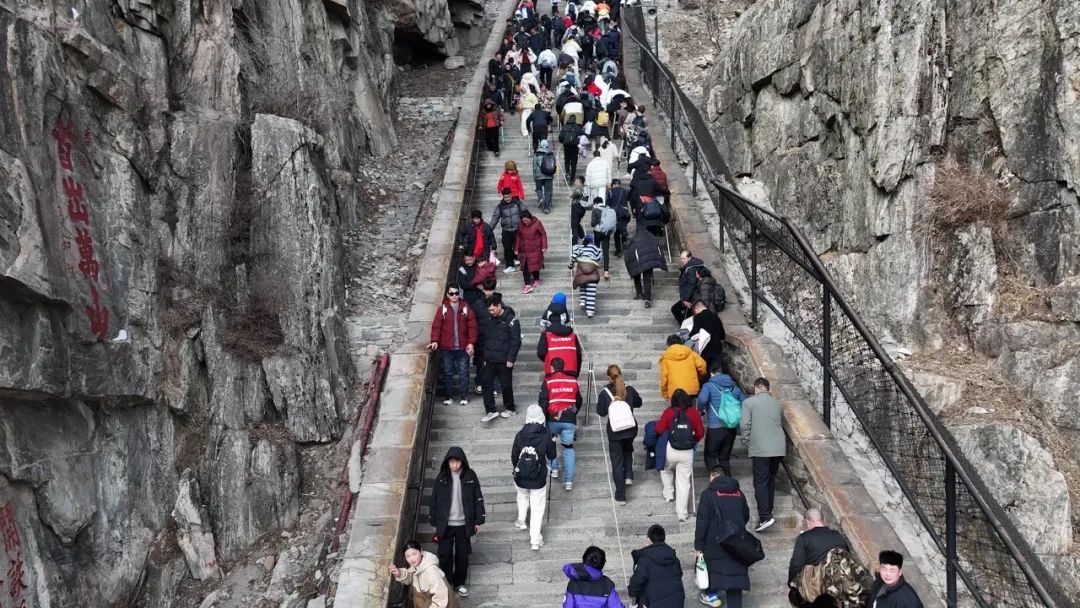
597,206,616,234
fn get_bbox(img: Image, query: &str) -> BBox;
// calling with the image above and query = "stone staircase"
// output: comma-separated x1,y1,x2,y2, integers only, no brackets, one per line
416,120,802,606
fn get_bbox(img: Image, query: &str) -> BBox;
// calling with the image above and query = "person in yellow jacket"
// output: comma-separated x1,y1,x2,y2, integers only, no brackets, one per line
659,334,707,399
389,541,461,607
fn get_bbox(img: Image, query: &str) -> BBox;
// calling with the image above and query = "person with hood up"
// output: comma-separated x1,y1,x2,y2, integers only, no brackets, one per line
624,227,666,308
480,99,503,156
628,525,685,608
570,233,603,318
430,447,486,597
866,550,923,608
561,546,625,608
585,149,611,207
389,540,460,608
694,468,752,608
697,372,745,476
671,250,705,323
659,334,707,399
491,188,528,272
511,404,558,550
595,364,642,504
514,210,548,293
540,291,572,329
655,389,705,521
532,138,556,212
497,160,527,201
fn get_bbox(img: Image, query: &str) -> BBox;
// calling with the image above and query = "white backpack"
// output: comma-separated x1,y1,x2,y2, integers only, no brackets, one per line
604,388,636,432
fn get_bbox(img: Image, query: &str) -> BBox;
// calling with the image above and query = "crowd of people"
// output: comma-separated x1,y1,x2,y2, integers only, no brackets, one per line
394,2,926,607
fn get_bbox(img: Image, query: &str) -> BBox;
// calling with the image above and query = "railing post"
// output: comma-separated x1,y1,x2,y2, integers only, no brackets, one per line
691,146,699,197
669,83,676,144
822,286,832,428
946,461,958,607
750,224,758,328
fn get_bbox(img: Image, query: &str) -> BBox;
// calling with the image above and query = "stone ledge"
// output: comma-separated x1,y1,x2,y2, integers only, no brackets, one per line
622,54,944,608
333,0,520,604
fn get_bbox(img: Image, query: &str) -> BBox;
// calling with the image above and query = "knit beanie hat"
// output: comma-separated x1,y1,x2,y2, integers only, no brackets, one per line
526,404,546,425
552,292,567,305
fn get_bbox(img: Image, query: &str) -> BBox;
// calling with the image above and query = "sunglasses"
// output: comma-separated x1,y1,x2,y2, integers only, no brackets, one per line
447,291,461,296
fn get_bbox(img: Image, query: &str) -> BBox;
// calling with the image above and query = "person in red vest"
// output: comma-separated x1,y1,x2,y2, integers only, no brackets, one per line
538,358,582,491
536,320,583,377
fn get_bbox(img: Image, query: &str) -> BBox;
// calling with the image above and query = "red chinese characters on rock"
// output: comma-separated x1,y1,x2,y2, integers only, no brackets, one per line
53,118,110,341
0,500,28,606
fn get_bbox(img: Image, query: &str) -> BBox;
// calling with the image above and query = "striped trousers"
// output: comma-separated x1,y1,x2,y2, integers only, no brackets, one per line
578,282,598,315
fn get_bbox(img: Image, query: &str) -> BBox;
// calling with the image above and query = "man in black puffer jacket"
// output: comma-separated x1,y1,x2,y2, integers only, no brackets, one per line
480,293,521,422
429,446,485,596
672,250,705,323
628,524,685,608
625,227,668,308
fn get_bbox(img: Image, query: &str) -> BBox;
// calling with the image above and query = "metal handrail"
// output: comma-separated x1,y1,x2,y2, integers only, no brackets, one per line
619,7,1067,608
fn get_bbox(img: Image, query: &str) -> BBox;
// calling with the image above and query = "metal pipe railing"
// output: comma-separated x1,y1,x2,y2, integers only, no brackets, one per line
619,6,1068,607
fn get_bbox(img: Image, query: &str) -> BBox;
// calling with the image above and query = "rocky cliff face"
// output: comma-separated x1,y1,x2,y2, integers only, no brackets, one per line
704,0,1079,588
0,0,480,606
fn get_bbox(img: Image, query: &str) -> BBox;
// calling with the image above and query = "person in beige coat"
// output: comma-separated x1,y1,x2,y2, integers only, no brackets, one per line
389,541,461,607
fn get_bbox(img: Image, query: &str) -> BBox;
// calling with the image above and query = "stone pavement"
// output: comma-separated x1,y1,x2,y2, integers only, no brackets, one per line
415,118,802,606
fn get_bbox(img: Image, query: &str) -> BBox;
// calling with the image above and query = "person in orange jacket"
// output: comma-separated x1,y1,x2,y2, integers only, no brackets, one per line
496,160,527,200
659,334,707,399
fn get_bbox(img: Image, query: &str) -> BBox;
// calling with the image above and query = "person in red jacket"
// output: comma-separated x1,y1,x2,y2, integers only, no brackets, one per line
429,286,479,405
496,160,527,200
514,211,548,293
655,389,705,521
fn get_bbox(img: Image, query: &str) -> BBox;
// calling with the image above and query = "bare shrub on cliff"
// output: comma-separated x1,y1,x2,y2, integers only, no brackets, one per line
920,158,1010,234
241,22,351,134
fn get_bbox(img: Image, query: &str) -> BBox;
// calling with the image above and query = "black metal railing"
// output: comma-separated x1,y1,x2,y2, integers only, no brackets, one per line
388,122,482,608
621,7,1067,608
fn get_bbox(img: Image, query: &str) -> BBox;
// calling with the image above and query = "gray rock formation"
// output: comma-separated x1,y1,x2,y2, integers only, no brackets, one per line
703,0,1080,574
173,469,222,581
0,0,482,605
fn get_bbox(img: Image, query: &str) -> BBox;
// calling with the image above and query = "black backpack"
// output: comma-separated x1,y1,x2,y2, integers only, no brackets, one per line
515,445,542,480
668,408,695,450
541,152,557,175
713,283,727,311
642,198,663,220
560,122,582,145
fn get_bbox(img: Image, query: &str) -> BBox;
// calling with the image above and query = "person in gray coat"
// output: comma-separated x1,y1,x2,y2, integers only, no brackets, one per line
740,377,785,532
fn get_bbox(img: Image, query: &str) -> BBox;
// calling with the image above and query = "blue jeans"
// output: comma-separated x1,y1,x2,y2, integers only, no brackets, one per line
440,350,470,399
547,421,577,483
535,178,553,211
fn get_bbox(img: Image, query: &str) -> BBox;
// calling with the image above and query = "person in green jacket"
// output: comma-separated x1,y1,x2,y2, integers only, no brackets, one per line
739,377,785,532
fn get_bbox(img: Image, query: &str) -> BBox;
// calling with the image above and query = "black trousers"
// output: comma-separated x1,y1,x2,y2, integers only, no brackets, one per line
633,270,654,300
563,144,579,179
531,132,545,153
704,427,738,476
484,127,500,153
613,221,629,254
437,524,471,586
522,268,541,284
482,362,515,413
752,456,782,520
609,437,635,501
474,352,485,386
596,232,611,271
502,230,517,267
539,66,553,88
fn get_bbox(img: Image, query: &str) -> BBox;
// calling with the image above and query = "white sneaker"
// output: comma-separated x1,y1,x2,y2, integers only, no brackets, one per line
442,399,454,405
503,265,517,273
755,517,775,532
550,469,559,479
531,541,543,551
480,412,499,423
678,515,688,523
564,482,573,491
625,479,634,486
500,409,514,418
459,399,468,406
475,386,483,394
456,586,469,597
514,520,528,530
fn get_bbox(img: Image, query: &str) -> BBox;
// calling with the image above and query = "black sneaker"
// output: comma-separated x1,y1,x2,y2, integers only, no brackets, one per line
633,293,643,300
644,300,652,308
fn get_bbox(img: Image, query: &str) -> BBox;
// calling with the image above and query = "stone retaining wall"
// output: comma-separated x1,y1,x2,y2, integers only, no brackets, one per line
332,0,518,604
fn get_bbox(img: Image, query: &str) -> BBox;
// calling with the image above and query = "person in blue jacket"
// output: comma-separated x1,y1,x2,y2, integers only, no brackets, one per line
697,373,746,476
